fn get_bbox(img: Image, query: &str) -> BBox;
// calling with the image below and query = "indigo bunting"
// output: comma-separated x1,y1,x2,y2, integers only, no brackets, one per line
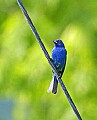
48,40,67,94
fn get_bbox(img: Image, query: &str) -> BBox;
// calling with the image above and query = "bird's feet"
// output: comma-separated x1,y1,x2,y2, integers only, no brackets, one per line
58,73,61,79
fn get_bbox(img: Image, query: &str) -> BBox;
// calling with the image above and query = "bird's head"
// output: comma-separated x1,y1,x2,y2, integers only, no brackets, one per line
53,39,65,47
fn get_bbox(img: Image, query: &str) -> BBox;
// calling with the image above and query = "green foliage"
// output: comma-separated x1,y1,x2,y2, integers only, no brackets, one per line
0,0,97,120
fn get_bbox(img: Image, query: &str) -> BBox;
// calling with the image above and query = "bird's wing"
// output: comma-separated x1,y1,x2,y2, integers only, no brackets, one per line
60,50,67,77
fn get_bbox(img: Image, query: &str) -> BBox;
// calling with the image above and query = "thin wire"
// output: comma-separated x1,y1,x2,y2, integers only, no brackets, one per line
16,0,82,119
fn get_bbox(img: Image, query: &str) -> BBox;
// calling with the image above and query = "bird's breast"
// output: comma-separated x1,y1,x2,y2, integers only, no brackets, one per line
52,47,66,71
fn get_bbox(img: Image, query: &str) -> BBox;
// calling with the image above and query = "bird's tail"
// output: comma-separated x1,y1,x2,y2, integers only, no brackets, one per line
47,76,58,94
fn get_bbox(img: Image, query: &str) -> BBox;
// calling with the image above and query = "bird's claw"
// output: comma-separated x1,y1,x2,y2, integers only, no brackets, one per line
57,73,61,79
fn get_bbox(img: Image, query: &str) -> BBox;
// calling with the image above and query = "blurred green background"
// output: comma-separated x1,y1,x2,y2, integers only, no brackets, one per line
0,0,97,120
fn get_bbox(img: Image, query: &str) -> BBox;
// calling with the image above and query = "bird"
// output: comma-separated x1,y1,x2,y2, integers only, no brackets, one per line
47,39,67,94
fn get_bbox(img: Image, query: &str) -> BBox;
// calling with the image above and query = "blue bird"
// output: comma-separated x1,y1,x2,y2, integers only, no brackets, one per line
47,40,67,94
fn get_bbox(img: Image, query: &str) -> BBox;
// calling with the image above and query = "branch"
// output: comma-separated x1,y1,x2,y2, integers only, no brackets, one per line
16,0,82,120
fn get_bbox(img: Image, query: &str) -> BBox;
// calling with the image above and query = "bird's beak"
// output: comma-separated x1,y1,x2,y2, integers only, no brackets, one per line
53,40,57,44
